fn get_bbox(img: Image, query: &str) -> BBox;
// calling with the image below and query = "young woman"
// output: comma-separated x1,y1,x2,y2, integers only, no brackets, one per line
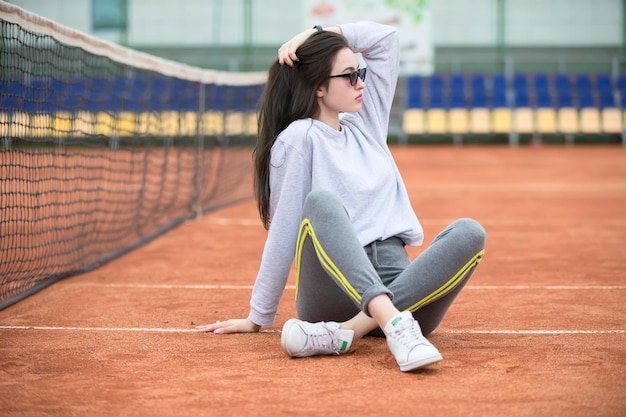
196,22,486,372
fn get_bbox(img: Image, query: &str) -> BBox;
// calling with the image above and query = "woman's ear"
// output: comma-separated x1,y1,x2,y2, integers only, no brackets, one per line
316,85,325,98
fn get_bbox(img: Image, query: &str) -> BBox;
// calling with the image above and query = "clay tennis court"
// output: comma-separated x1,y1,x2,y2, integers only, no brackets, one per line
1,144,624,417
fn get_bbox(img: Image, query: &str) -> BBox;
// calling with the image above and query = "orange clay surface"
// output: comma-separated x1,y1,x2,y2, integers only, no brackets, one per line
1,145,625,417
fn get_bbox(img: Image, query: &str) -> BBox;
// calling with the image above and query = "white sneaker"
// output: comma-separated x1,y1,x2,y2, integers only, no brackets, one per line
281,319,354,358
384,311,443,372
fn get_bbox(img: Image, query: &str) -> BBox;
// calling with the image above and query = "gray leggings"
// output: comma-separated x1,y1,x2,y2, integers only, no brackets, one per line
295,190,486,337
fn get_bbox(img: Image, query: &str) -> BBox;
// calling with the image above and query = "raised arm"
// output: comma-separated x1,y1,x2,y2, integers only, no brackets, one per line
339,21,400,142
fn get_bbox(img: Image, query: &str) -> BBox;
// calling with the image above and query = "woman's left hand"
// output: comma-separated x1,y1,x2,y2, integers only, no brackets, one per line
195,318,260,334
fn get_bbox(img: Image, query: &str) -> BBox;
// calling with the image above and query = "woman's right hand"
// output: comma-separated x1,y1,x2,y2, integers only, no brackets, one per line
195,318,261,334
278,28,317,66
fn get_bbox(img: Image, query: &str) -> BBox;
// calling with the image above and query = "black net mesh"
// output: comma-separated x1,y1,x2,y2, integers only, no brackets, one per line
0,4,266,309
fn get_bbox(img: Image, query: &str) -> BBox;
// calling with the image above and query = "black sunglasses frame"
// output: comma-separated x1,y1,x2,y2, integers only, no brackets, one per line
328,67,367,86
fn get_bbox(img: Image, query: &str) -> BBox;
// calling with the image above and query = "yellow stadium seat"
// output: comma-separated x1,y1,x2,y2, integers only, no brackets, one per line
160,111,179,136
11,112,33,137
402,109,425,135
94,112,115,137
225,112,245,136
29,113,53,138
426,109,447,134
492,108,512,133
535,108,557,134
448,108,469,134
73,111,94,137
202,111,224,135
117,112,137,137
244,112,258,136
51,112,73,138
557,108,579,134
0,113,10,137
179,112,198,136
469,108,491,134
601,108,622,134
513,108,534,134
579,108,600,134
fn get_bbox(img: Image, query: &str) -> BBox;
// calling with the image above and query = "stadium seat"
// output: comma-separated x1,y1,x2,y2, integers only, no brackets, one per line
0,113,10,137
535,108,557,134
490,73,511,134
557,108,579,134
513,74,531,108
579,108,601,134
596,74,615,108
114,111,137,137
534,73,552,108
470,74,488,108
448,108,469,134
202,111,225,136
72,111,95,137
225,112,245,136
450,74,465,108
427,75,445,109
513,108,534,134
94,112,114,136
9,112,33,137
575,74,595,108
469,108,491,134
618,75,626,108
52,112,73,137
601,108,622,134
425,108,447,134
179,112,198,136
402,109,425,135
492,73,508,108
244,112,258,136
492,108,512,133
405,76,423,109
160,111,179,136
554,74,578,135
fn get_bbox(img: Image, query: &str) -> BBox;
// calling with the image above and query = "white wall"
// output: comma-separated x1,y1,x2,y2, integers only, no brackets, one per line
7,0,624,47
506,0,621,46
7,0,91,33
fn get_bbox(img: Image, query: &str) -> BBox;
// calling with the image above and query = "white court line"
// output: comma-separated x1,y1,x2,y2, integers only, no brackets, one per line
101,283,626,291
205,217,626,227
407,183,626,192
0,325,623,335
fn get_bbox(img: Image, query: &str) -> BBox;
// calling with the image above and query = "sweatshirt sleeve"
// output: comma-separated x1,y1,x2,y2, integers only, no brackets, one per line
247,124,313,326
338,21,399,144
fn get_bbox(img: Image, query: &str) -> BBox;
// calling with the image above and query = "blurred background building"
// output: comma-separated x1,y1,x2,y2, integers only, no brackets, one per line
4,0,625,144
6,0,624,74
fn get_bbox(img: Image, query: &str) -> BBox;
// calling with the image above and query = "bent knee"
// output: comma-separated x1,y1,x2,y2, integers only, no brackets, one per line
454,218,487,249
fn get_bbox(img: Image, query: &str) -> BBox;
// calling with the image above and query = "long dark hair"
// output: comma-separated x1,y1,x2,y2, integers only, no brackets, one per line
254,31,349,229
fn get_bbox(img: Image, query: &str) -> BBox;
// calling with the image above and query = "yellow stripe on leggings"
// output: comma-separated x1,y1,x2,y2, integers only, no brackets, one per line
294,218,362,304
407,249,485,312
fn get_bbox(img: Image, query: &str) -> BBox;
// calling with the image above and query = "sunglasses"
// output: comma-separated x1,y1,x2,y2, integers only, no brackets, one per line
328,67,367,86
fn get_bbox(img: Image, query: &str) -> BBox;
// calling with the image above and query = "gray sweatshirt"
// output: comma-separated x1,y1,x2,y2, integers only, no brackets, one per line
248,21,424,327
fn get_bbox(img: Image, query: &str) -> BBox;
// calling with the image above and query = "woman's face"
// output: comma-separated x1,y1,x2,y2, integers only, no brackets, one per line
316,47,366,119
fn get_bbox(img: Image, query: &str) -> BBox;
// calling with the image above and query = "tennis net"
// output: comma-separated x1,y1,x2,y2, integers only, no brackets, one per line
0,3,266,309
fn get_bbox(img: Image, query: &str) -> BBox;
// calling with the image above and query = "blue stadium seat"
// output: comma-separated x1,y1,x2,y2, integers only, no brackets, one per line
534,73,552,108
596,74,615,108
618,75,626,107
492,73,507,108
470,74,487,107
555,74,573,108
406,75,422,109
449,74,465,108
427,74,445,109
513,73,530,108
575,74,595,108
